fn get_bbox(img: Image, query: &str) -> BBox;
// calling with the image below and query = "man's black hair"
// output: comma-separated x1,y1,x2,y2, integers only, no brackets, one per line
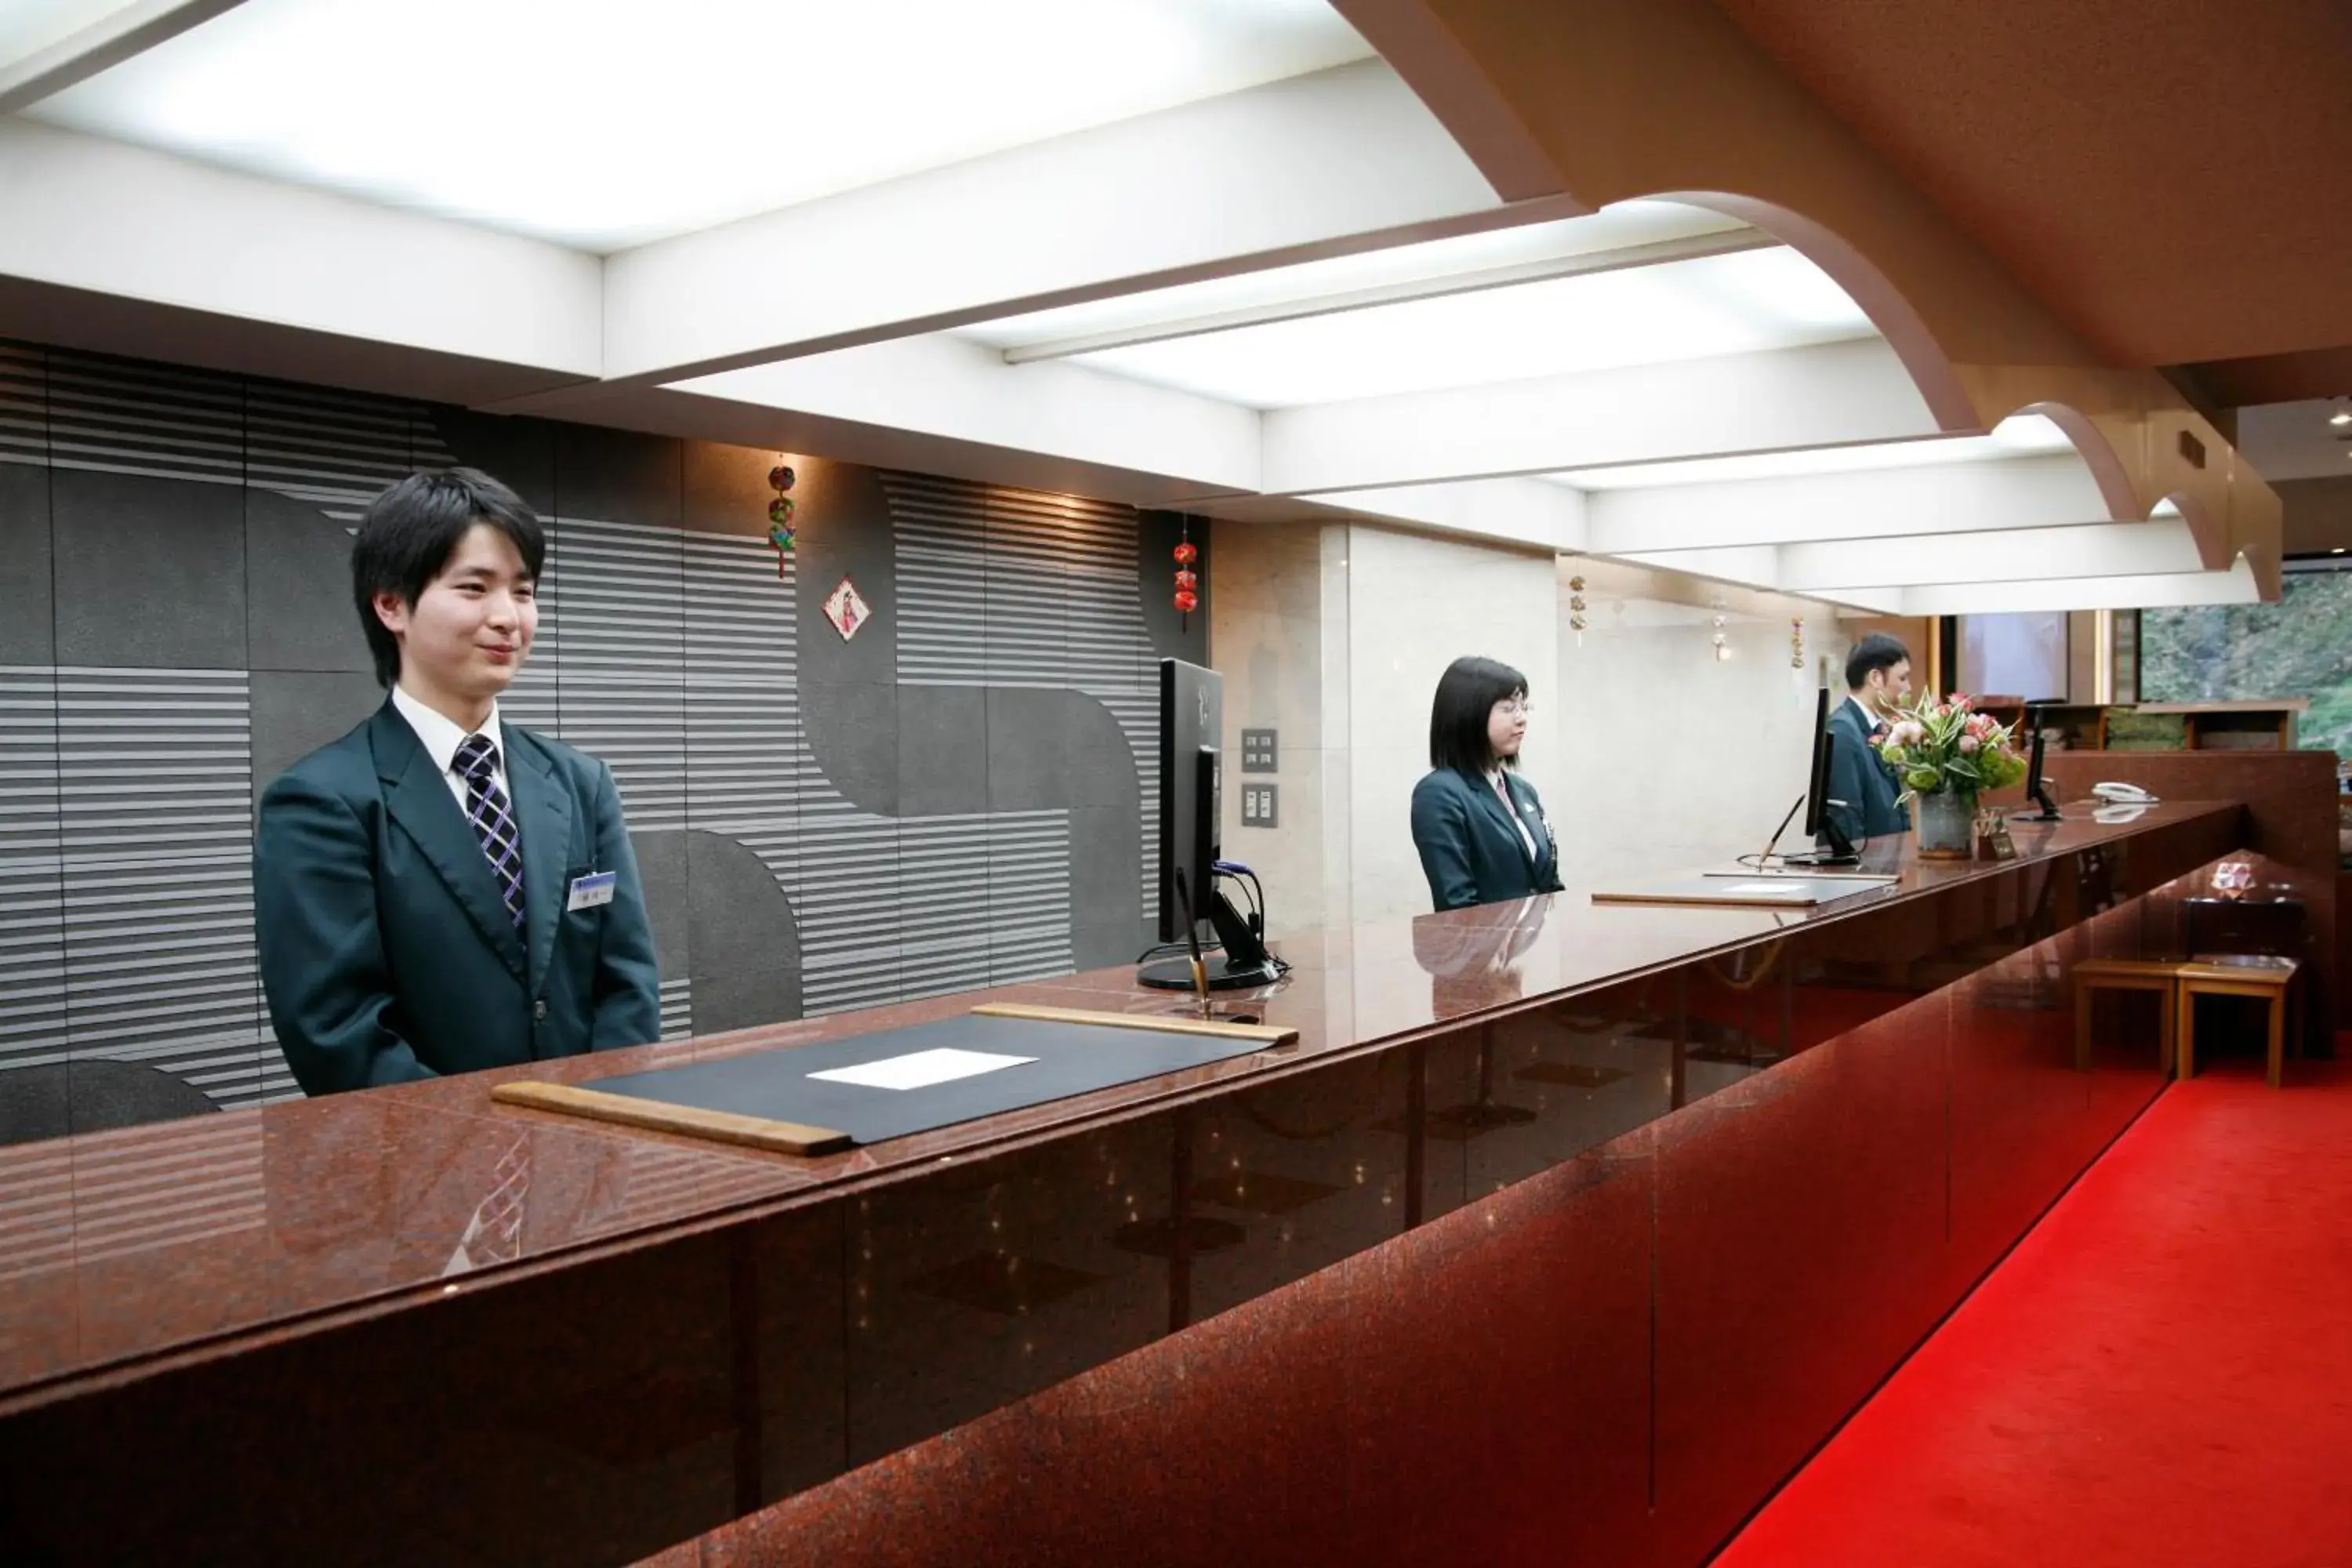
351,467,546,688
1845,632,1911,694
1429,655,1530,774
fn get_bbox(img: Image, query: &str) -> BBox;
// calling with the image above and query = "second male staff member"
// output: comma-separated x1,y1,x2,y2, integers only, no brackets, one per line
254,468,660,1094
1822,632,1914,848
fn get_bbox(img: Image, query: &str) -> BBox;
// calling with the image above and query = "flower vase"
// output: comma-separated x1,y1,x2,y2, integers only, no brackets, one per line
1915,789,1976,859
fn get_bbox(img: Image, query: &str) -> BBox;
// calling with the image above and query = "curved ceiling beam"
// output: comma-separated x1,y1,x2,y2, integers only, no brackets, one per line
1327,0,1566,201
1359,0,2282,594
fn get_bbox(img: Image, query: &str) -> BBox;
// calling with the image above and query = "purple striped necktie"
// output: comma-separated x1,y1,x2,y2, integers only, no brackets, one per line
452,734,525,931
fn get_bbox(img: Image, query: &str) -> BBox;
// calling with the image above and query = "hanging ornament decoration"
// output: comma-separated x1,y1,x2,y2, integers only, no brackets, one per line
1172,522,1200,619
1711,597,1730,662
1791,616,1806,669
766,460,797,578
1568,575,1588,645
823,575,870,641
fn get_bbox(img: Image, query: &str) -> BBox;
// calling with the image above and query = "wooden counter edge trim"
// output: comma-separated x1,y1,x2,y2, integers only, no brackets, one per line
971,1002,1298,1047
490,1081,853,1156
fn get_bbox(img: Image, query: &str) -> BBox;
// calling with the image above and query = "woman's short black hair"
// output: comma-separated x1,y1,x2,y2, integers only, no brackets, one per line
351,467,546,688
1845,632,1911,692
1429,655,1529,774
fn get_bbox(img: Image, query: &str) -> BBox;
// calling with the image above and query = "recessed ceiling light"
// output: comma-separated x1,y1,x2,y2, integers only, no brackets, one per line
1065,245,1876,407
27,0,1377,252
2334,547,2347,555
2332,411,2352,426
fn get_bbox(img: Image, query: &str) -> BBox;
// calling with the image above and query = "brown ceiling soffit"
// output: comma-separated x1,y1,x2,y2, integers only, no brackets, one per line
2185,345,2352,409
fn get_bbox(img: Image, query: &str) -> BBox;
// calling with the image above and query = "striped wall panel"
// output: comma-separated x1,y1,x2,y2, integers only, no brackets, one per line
56,670,281,1105
1,339,1161,1116
0,668,67,1086
881,471,1160,925
0,341,454,518
659,977,694,1044
0,667,278,1105
520,516,1077,1017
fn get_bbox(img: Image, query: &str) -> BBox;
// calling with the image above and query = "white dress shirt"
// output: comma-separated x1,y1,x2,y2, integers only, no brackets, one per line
392,684,510,812
1483,768,1539,861
1846,695,1886,737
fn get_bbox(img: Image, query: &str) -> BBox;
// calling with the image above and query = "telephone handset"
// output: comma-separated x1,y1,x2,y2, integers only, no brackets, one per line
2091,781,2158,805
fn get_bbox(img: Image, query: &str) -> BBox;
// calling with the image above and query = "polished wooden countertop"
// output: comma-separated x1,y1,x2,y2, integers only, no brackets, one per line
0,800,2238,1409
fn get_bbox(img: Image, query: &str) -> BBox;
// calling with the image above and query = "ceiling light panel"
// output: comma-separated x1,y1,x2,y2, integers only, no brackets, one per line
27,0,1373,252
1550,415,2075,490
1058,245,1875,408
956,200,1752,353
0,0,140,64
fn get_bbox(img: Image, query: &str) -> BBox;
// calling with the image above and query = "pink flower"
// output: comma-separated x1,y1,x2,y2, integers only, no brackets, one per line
1950,692,1973,709
1958,735,1980,754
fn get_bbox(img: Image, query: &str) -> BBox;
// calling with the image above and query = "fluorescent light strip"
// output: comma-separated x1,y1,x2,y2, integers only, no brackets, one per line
957,201,1751,352
1551,416,2077,490
1002,229,1775,363
1057,245,1877,408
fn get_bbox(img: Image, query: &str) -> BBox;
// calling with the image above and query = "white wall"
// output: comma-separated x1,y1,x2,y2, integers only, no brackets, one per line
1210,520,1350,935
1551,559,1852,884
1210,524,1858,935
1344,524,1561,925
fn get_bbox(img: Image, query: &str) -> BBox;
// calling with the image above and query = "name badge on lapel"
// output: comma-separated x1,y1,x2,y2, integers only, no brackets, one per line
566,871,617,912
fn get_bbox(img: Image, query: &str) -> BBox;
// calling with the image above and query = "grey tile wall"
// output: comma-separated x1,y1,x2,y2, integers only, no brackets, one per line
247,670,383,809
0,339,1203,1124
245,489,376,675
51,469,247,669
0,461,53,664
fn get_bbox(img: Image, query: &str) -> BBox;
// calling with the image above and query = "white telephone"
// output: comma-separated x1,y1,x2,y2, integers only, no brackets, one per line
2091,781,2158,805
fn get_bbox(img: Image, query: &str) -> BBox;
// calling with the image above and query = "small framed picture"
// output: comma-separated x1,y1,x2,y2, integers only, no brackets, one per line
1975,809,2017,862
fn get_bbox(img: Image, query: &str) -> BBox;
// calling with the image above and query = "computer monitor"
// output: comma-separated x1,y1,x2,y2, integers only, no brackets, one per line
2016,699,2062,821
1792,686,1860,866
1140,659,1281,992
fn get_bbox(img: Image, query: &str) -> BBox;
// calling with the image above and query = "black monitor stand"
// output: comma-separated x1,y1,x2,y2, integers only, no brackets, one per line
1137,877,1282,990
1138,749,1284,992
2013,717,2062,822
1781,813,1860,868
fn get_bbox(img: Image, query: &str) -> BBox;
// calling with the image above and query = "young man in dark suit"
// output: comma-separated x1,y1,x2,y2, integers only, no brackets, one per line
1821,632,1914,848
254,468,660,1094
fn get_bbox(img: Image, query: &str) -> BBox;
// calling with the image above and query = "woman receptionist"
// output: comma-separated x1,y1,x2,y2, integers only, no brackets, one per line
1410,655,1563,911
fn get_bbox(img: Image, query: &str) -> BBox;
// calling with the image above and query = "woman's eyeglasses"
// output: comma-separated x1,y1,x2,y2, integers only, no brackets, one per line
1494,699,1533,719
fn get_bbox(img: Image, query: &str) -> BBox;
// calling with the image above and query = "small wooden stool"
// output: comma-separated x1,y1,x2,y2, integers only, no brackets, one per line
2176,955,2301,1089
2072,959,2187,1075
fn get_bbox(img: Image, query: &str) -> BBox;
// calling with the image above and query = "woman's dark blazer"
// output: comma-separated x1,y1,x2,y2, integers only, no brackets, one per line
1410,767,1564,912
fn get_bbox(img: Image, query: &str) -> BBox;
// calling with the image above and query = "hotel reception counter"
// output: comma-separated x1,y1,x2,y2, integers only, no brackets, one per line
0,803,2254,1565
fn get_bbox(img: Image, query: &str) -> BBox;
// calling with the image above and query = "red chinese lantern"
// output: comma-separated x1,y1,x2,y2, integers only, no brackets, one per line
1173,524,1200,619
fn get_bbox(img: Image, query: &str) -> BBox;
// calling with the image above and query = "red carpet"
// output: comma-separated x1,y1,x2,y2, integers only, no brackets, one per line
1715,1056,2352,1568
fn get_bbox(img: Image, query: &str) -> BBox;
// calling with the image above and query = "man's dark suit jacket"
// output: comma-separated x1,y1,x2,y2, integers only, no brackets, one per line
1410,766,1565,912
254,702,662,1094
1822,695,1911,846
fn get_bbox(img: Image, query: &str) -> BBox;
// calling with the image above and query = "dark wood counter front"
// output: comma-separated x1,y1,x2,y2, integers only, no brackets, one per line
0,804,2249,1563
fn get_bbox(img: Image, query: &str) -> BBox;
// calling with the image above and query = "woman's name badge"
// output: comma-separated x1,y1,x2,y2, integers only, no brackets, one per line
567,872,617,911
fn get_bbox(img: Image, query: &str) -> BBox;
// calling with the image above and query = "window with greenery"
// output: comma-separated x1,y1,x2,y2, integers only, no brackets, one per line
2140,564,2352,758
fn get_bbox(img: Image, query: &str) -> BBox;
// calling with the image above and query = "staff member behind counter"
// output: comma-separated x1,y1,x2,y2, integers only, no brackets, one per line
1410,655,1565,912
1821,631,1914,849
254,468,661,1094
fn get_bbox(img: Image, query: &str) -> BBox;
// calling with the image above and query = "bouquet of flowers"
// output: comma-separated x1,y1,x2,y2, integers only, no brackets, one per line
1871,693,2028,802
